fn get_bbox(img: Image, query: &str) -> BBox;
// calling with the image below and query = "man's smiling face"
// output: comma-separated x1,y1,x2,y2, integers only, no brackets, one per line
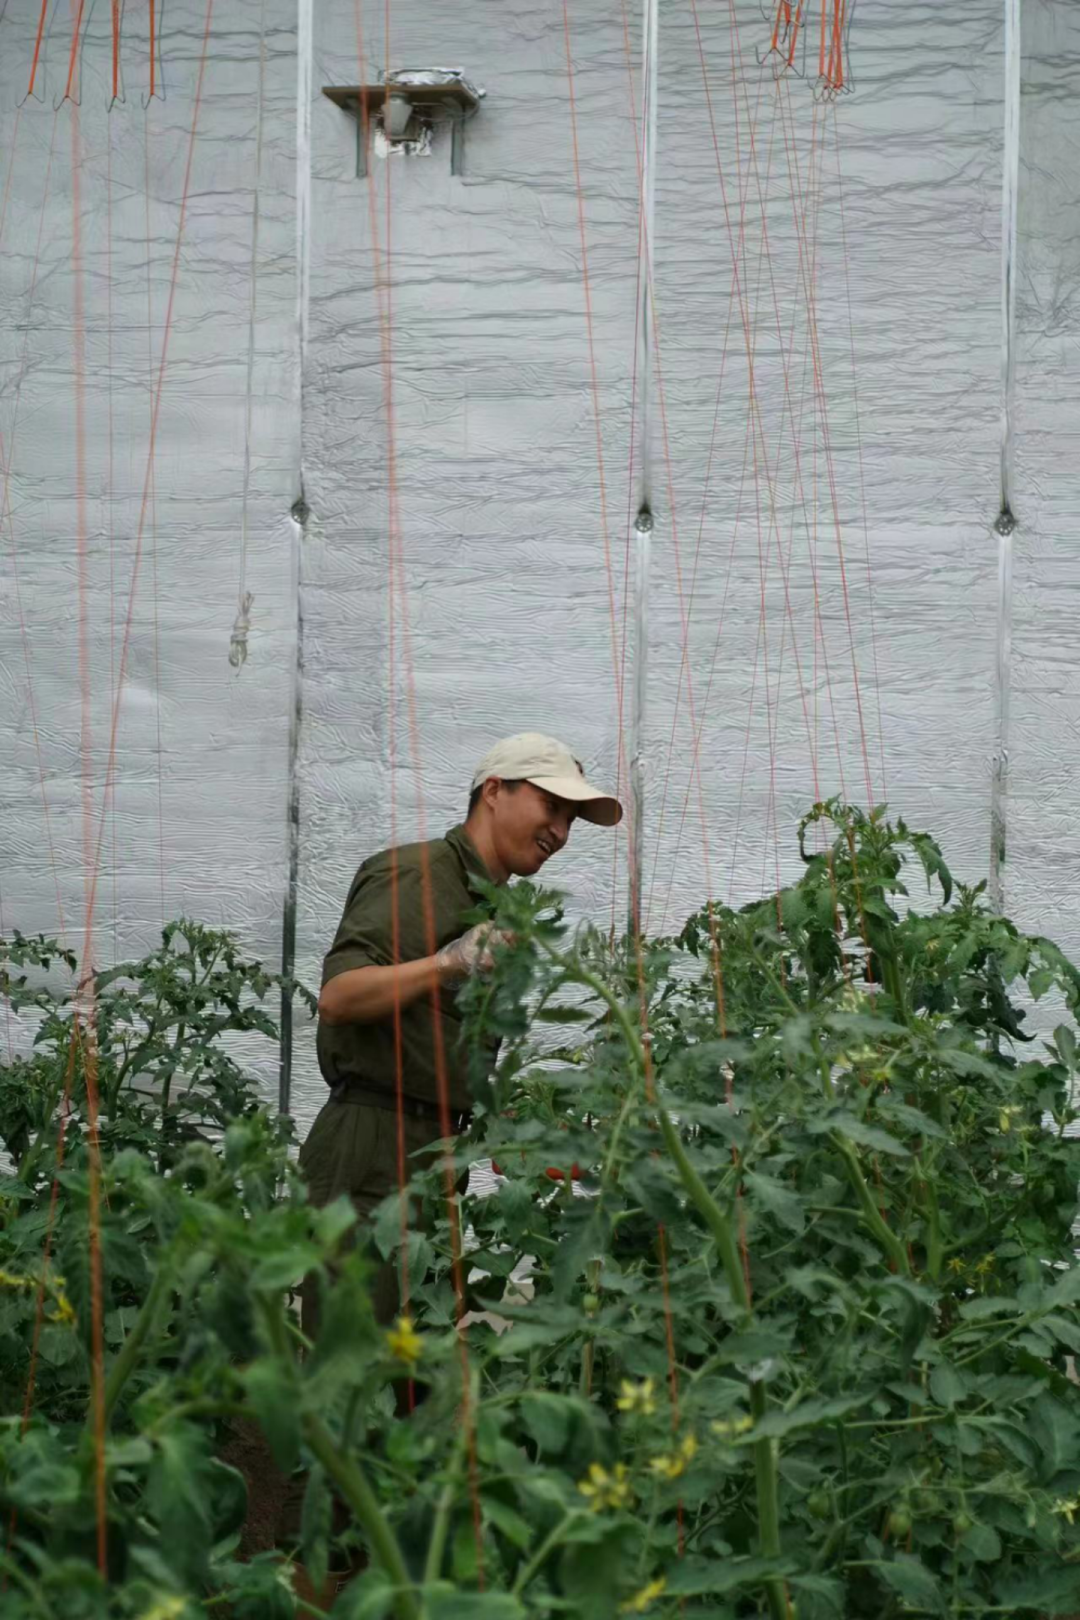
488,779,577,878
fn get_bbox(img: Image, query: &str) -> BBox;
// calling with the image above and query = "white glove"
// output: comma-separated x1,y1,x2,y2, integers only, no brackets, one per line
435,922,509,979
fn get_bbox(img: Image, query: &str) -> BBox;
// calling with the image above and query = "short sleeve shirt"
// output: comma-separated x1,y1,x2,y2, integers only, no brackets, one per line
316,825,493,1112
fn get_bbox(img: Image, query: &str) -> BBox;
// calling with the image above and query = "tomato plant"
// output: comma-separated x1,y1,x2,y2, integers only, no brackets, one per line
2,807,1079,1620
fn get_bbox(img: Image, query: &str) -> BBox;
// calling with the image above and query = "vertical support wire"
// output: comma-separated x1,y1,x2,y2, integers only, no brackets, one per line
627,0,658,935
280,0,315,1117
990,0,1020,913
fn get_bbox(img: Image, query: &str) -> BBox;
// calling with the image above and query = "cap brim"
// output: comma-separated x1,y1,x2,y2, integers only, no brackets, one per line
527,774,623,827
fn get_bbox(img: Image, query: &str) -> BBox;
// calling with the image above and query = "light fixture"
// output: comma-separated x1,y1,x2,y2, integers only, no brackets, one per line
323,68,486,177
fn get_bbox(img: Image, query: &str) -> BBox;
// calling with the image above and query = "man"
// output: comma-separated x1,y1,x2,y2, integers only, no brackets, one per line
300,732,622,1329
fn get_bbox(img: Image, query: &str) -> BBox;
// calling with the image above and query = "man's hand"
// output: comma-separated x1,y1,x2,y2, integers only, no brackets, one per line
435,922,510,981
319,925,512,1025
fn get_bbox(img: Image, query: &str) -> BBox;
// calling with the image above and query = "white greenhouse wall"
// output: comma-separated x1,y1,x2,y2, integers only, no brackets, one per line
0,1,1077,1133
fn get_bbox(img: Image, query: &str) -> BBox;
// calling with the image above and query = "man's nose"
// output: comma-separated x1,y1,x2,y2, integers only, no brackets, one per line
551,812,571,846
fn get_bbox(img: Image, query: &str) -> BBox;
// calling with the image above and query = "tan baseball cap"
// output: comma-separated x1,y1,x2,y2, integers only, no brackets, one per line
471,732,623,827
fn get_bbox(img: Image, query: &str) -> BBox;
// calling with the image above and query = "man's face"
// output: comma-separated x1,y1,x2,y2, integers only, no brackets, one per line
490,781,577,877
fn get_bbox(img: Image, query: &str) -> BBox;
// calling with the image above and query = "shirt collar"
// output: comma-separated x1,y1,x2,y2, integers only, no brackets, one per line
444,823,495,890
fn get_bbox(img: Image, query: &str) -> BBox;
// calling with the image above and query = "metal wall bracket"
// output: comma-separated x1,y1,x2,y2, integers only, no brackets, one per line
323,69,485,178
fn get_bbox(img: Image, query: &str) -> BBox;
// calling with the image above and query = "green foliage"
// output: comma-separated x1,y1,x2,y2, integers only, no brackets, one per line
2,810,1079,1619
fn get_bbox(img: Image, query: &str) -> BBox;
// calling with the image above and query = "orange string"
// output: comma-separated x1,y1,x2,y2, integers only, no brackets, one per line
26,0,49,99
65,0,87,104
68,53,109,1570
112,0,121,102
85,0,216,934
351,0,484,1567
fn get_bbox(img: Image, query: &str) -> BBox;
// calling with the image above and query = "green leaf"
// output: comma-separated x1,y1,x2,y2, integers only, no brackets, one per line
958,1294,1020,1320
877,1554,945,1614
938,1049,1000,1083
427,1593,525,1620
874,1097,947,1139
520,1393,575,1455
535,1005,595,1024
960,1521,1001,1562
665,1555,795,1595
1029,1393,1080,1483
1048,1263,1080,1308
1043,1312,1080,1353
301,1464,331,1592
983,1418,1037,1468
148,1429,213,1583
910,832,953,905
750,1393,871,1439
451,1516,481,1583
743,1170,805,1235
818,1111,908,1156
36,1324,79,1367
250,1244,320,1292
483,1495,532,1551
552,1205,603,1302
558,1524,638,1619
7,1456,80,1511
1053,1024,1076,1068
998,1564,1080,1613
929,1362,969,1409
243,1360,302,1472
313,1194,358,1250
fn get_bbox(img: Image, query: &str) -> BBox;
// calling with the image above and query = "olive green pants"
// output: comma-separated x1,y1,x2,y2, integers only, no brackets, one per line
281,1097,465,1549
299,1096,461,1336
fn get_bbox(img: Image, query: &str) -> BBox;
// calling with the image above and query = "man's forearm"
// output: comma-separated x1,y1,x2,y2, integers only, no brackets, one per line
318,956,460,1026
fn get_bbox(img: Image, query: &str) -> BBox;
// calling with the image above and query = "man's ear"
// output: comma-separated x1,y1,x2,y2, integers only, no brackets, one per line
481,776,502,812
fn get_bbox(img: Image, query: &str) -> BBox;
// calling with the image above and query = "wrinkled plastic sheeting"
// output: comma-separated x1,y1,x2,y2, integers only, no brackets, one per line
1009,1,1080,970
0,0,299,1097
292,0,1019,1129
0,2,1078,1135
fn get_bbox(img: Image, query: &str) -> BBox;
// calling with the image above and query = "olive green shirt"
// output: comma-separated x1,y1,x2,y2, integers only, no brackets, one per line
316,825,492,1113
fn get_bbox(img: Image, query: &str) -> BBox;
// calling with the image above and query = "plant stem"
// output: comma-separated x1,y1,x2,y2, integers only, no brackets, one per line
833,1137,910,1276
656,1106,749,1311
423,1389,472,1587
553,943,792,1619
749,1382,785,1591
254,1294,418,1620
914,1157,942,1280
303,1412,420,1620
100,1248,174,1428
510,1510,581,1597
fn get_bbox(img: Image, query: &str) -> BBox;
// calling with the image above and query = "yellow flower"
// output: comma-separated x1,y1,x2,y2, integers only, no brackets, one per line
711,1413,754,1440
649,1434,698,1480
136,1599,186,1620
974,1253,996,1277
577,1462,634,1512
616,1378,657,1416
385,1316,423,1365
0,1269,31,1291
947,1257,966,1276
48,1290,76,1326
999,1106,1023,1134
620,1576,667,1613
1053,1496,1080,1526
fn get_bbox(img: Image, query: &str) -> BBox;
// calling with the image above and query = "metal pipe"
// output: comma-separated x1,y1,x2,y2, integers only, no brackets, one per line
627,0,659,936
990,0,1020,914
280,0,315,1117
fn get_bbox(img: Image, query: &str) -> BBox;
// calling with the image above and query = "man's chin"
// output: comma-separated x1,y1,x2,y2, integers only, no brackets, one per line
510,849,547,878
